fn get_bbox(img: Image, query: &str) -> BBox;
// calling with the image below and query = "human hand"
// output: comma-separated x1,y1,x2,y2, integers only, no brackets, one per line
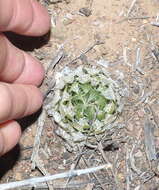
0,0,50,155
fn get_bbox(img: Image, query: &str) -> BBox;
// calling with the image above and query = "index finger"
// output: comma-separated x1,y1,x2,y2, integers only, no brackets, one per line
0,83,43,123
0,0,50,36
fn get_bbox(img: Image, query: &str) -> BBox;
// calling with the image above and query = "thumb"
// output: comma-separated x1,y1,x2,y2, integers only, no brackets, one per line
0,0,50,36
0,120,21,156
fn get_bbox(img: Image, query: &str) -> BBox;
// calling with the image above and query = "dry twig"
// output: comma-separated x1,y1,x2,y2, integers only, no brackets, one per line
143,119,157,161
98,142,119,189
46,48,65,74
151,22,159,27
127,0,137,16
69,40,104,64
82,155,106,190
31,110,46,169
0,165,110,190
116,16,150,24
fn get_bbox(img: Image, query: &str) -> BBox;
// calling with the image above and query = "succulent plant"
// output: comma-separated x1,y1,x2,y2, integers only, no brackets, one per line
47,64,123,150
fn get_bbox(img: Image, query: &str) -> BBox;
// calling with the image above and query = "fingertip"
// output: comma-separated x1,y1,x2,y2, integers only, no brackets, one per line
0,0,51,36
23,0,51,36
14,52,45,86
32,0,51,36
0,83,43,122
0,120,21,156
23,85,43,115
0,34,45,86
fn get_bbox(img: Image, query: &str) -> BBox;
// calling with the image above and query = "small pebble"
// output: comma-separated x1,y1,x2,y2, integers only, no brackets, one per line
63,18,74,25
137,110,144,118
133,85,140,94
154,128,159,137
49,0,62,3
127,123,134,132
79,7,92,17
117,173,125,182
157,164,159,172
15,173,22,181
143,20,148,24
131,38,137,42
134,150,143,158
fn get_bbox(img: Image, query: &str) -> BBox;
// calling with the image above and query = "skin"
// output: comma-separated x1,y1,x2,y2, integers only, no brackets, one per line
0,0,50,156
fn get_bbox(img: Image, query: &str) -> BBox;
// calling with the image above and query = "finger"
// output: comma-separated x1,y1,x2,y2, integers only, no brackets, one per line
0,0,50,36
0,83,43,123
0,120,21,156
0,34,44,86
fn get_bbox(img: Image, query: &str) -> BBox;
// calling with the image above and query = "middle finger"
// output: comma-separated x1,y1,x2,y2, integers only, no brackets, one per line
0,33,44,86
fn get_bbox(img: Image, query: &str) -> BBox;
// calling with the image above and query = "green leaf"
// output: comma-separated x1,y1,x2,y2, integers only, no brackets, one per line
72,119,90,133
71,95,84,106
69,82,79,94
96,95,107,110
79,83,92,94
84,106,96,121
63,114,73,123
105,102,116,114
75,105,84,120
97,111,105,121
87,89,100,103
63,100,69,105
82,125,91,130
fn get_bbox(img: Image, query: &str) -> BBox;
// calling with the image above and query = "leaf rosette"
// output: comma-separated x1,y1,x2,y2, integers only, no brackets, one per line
47,65,123,149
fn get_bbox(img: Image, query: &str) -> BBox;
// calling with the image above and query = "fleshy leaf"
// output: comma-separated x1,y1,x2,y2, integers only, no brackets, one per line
79,83,92,94
84,106,96,121
97,111,105,121
102,86,116,100
104,102,116,114
75,104,84,120
96,95,107,110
